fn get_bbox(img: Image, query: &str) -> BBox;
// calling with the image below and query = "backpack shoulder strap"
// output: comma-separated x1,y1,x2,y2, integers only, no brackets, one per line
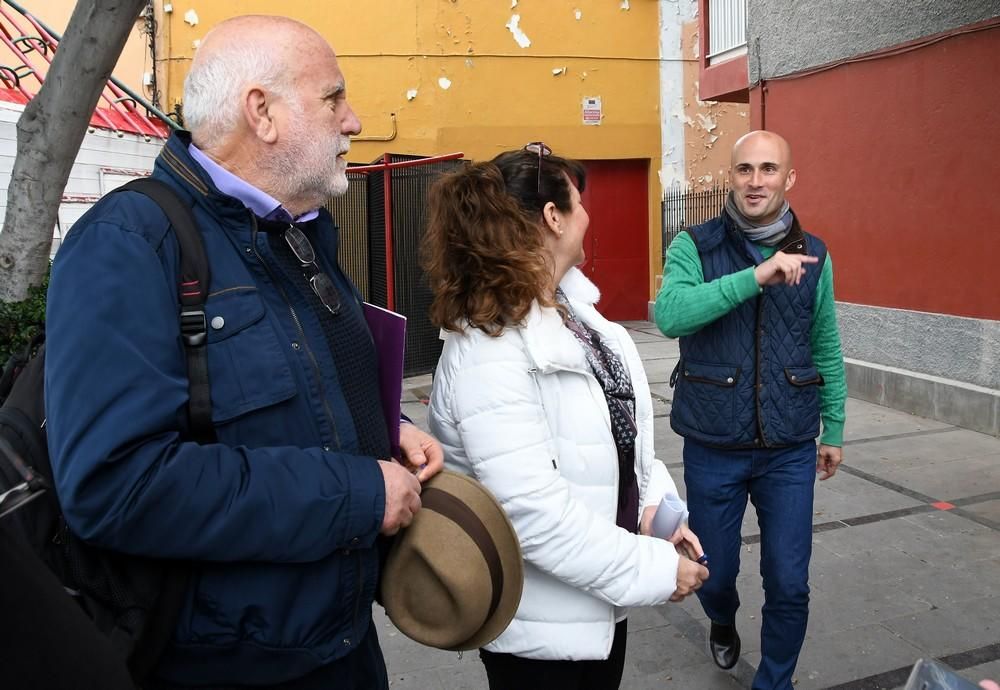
112,178,215,444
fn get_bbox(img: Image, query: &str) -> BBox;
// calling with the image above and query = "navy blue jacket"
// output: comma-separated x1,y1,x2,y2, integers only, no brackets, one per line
45,132,386,686
670,213,827,448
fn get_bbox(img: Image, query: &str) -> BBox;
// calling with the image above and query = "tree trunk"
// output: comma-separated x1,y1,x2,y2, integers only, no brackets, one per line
0,0,149,302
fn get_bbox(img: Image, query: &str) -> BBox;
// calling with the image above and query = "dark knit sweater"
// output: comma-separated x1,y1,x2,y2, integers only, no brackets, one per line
260,217,390,459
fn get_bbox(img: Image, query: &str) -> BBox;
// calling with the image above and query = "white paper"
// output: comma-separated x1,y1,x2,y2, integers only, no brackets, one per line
650,494,688,539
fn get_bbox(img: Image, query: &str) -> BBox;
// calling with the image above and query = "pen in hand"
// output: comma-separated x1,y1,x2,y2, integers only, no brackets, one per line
675,538,708,567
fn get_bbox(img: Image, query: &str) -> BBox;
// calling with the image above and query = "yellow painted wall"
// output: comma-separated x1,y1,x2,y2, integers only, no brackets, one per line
156,1,665,299
3,0,149,98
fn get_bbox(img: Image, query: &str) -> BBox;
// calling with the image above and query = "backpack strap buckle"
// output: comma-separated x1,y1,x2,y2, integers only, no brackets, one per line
179,309,207,347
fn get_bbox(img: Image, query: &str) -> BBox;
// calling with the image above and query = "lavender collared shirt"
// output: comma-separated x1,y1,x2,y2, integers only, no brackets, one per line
188,144,319,223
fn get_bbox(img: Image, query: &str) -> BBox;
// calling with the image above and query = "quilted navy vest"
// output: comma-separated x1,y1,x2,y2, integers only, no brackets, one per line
670,212,827,448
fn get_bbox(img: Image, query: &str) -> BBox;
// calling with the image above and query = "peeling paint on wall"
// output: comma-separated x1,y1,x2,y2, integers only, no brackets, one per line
552,67,566,76
659,165,684,188
184,9,199,26
505,14,531,48
658,0,697,201
695,113,717,132
676,15,750,189
620,0,631,10
152,0,666,303
670,98,694,127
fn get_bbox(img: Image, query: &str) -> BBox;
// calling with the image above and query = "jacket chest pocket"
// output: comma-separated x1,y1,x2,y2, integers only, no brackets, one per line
204,288,297,424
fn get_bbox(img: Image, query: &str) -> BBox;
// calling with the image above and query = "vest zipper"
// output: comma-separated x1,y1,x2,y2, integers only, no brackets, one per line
754,293,769,447
249,216,342,449
351,550,364,645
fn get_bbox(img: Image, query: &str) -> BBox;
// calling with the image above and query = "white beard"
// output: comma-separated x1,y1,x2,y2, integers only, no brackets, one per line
264,103,351,209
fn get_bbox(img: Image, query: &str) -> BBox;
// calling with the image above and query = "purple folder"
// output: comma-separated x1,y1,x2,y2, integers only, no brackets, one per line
363,302,407,459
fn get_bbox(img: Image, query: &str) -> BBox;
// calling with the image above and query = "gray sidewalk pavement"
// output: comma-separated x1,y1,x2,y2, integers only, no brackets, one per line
382,321,1000,689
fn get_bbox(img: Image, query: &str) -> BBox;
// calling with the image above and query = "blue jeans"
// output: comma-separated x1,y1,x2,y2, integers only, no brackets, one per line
683,439,816,690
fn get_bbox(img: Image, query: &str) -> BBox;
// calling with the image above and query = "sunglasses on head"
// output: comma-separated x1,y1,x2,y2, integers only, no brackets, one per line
523,141,552,194
283,225,342,316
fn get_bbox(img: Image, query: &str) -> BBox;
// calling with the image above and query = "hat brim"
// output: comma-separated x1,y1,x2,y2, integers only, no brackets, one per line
383,470,523,651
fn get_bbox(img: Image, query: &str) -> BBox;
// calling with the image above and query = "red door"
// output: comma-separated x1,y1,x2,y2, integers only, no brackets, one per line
578,159,649,321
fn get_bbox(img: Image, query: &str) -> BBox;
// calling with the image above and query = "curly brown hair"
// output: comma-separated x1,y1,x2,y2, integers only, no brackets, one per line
421,149,586,336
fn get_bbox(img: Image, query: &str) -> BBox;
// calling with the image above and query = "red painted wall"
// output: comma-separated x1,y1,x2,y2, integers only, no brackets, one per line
756,26,1000,320
580,159,649,321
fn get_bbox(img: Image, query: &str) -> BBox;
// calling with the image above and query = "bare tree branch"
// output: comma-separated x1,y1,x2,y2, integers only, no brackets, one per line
0,0,148,302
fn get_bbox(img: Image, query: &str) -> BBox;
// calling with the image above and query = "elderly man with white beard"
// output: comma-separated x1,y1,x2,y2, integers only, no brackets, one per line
44,15,442,690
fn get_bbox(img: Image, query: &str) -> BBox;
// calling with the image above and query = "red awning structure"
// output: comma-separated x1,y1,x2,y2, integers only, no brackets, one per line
0,1,174,140
0,86,169,139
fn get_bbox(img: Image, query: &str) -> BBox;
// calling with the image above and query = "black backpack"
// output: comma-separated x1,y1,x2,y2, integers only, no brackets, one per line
0,177,215,682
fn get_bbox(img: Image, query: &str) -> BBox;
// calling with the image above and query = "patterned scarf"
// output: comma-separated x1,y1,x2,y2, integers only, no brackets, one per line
557,289,638,462
724,191,793,246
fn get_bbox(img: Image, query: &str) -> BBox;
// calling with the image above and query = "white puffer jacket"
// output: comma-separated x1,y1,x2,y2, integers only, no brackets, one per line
428,268,682,661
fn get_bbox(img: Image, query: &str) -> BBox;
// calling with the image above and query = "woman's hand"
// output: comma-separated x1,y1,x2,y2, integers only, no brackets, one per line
669,523,705,563
398,423,444,482
671,557,709,602
639,505,658,536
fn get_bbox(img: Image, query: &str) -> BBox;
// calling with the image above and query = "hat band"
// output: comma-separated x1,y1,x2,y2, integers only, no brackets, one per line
421,486,504,629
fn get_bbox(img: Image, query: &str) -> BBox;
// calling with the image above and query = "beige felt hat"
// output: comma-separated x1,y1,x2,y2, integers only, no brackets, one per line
382,470,523,651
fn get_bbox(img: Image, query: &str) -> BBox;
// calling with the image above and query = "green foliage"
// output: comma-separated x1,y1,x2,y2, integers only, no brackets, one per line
0,267,48,364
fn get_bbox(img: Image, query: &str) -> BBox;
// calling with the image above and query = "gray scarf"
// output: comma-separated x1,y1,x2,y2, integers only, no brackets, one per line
724,191,793,246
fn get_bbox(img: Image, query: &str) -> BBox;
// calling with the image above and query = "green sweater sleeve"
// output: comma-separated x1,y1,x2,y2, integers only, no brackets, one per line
654,232,760,337
811,256,847,447
654,231,847,446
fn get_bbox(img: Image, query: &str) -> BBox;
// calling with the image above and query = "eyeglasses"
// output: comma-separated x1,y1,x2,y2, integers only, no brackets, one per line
283,225,342,316
523,141,552,194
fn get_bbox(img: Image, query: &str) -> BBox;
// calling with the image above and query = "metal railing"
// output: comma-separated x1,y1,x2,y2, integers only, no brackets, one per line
707,0,747,62
327,153,467,377
0,0,175,138
661,184,728,263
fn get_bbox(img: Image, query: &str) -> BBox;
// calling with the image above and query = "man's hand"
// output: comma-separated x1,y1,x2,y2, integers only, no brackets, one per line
378,460,422,535
398,423,444,482
754,251,819,287
816,444,843,480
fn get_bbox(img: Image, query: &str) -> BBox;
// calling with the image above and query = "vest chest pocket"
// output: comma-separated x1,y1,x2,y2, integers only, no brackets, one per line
674,360,740,438
204,288,297,424
784,366,824,388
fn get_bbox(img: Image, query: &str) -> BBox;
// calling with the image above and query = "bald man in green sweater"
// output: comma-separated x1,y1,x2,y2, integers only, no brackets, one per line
655,131,846,690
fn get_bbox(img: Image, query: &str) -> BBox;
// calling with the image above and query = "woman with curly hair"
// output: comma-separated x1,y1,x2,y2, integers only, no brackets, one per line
421,145,710,689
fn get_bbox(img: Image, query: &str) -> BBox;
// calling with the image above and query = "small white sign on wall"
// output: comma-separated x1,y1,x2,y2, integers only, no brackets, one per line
582,96,602,125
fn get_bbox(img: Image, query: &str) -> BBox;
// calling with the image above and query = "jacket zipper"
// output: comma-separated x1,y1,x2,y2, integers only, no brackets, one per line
249,217,342,449
528,363,616,490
